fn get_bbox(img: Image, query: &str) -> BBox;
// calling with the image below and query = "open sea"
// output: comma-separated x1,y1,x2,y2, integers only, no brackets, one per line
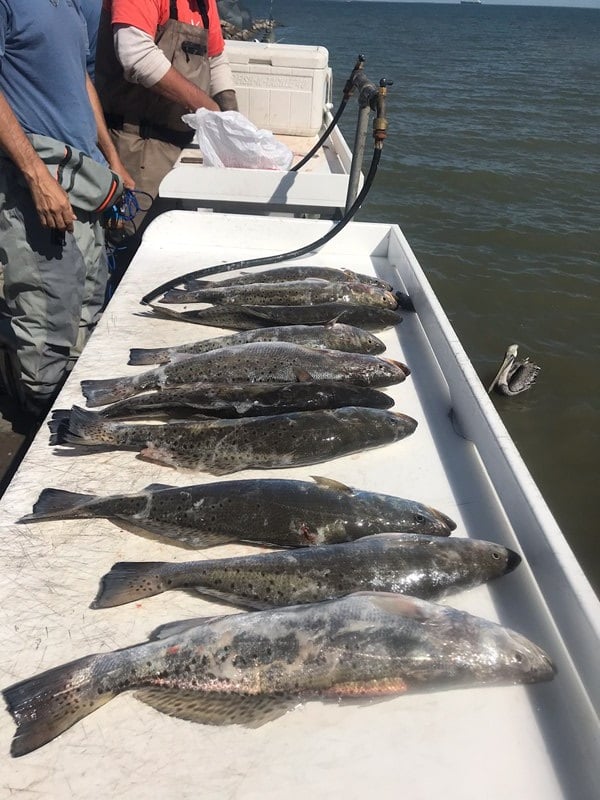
247,0,600,593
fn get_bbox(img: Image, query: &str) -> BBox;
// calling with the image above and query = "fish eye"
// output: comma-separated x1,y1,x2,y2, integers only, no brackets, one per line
491,551,501,560
514,651,524,663
414,513,426,524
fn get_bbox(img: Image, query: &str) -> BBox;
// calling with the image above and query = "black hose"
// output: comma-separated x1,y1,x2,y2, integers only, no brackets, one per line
290,99,348,172
140,147,382,306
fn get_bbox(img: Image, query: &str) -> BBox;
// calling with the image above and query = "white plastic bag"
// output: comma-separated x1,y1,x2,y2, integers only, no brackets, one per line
182,108,293,170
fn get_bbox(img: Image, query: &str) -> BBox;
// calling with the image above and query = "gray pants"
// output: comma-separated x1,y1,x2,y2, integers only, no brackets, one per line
0,160,108,409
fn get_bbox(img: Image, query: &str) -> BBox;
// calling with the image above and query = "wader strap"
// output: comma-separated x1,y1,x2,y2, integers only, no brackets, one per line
169,0,209,29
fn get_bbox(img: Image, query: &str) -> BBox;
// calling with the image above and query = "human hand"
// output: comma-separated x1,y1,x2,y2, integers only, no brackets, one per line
26,169,76,232
110,156,136,191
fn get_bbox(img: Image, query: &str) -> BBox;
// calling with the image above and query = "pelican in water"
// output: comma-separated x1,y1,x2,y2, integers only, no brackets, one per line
488,344,541,396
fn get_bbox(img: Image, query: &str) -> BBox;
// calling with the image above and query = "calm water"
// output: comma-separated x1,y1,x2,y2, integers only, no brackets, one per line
248,0,600,592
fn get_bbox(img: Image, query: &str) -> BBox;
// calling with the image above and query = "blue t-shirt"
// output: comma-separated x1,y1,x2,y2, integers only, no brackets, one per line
79,0,101,81
0,0,102,162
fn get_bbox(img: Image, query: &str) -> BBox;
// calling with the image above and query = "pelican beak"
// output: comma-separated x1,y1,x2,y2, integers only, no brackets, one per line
488,344,519,394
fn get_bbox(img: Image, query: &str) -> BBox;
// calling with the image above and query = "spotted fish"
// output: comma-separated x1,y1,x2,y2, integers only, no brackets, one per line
92,533,521,609
81,342,410,407
18,476,455,548
161,279,398,309
181,265,394,290
147,303,403,332
89,382,395,421
128,323,386,366
3,592,555,757
49,406,418,473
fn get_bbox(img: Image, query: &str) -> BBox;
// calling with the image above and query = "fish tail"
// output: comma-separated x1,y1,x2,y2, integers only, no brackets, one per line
48,409,74,446
17,487,98,523
128,347,170,366
3,653,115,757
80,377,138,407
51,405,118,446
92,561,169,608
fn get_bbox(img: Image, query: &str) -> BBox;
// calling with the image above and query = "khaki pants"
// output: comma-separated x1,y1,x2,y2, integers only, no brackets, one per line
0,160,108,410
110,126,182,231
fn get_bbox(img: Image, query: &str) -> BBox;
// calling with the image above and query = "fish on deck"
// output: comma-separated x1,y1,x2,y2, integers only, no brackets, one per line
49,406,418,474
128,322,387,366
3,592,555,757
160,279,398,309
81,341,410,407
147,302,404,331
92,533,521,609
18,476,455,548
90,382,395,421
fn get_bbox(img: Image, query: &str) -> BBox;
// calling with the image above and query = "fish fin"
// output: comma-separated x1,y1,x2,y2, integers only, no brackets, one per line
192,587,271,610
134,688,294,728
294,369,314,383
91,561,169,608
322,677,408,699
148,617,224,640
113,516,238,550
17,488,98,523
51,405,114,446
310,476,354,494
148,304,188,322
324,314,344,327
47,409,71,446
3,653,114,757
139,444,179,468
365,592,433,621
128,348,170,366
82,377,139,408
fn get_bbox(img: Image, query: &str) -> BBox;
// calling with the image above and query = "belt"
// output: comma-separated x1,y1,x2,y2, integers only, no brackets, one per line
105,113,194,149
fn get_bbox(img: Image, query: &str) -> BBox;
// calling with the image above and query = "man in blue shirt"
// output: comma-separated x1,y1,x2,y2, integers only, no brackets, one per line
0,0,133,414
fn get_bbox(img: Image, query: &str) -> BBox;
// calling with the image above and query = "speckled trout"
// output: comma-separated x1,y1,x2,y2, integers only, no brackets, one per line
3,592,555,757
49,406,418,473
161,280,398,309
148,302,403,331
181,265,394,290
92,533,520,609
91,382,394,421
128,323,386,366
19,476,455,548
81,342,410,407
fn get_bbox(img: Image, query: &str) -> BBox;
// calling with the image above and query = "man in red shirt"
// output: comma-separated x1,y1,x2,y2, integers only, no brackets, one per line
95,0,238,229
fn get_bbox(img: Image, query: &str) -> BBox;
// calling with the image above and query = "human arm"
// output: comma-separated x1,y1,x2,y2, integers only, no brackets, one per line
0,90,76,232
209,51,238,111
85,74,135,189
113,25,219,112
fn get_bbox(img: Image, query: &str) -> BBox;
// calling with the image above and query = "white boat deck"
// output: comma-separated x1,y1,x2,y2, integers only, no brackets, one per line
0,211,598,799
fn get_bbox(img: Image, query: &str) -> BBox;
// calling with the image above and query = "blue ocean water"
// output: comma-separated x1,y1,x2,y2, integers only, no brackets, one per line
249,0,600,591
